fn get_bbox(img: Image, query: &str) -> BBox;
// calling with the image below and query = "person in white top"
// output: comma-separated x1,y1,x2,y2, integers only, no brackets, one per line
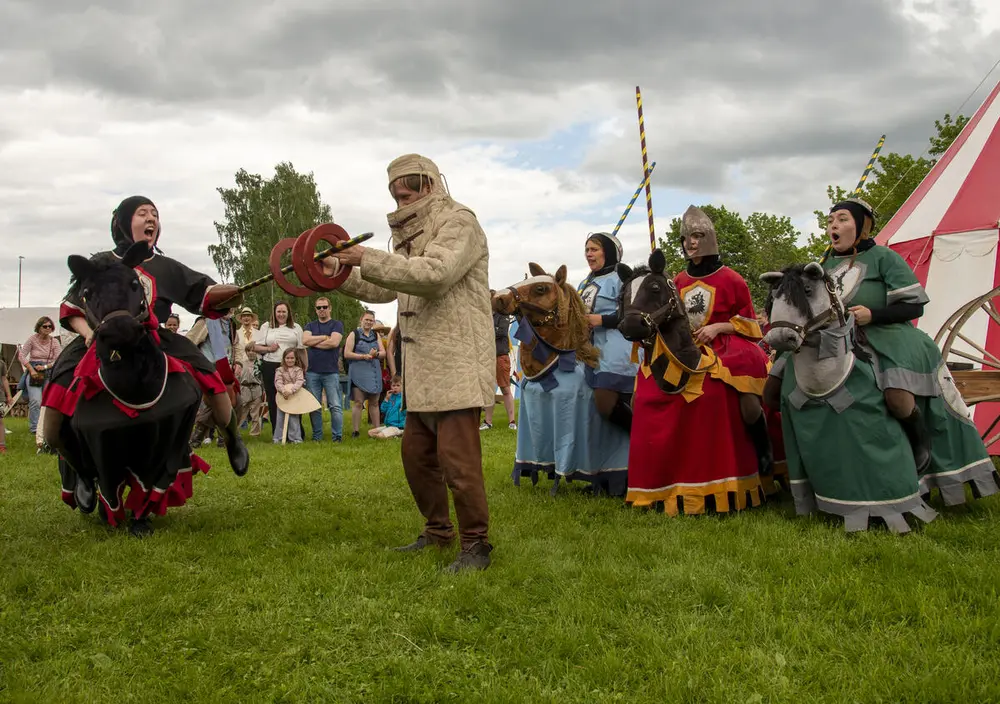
252,301,304,430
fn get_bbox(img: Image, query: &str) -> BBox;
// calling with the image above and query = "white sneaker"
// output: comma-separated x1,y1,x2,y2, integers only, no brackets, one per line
508,422,517,430
479,422,492,431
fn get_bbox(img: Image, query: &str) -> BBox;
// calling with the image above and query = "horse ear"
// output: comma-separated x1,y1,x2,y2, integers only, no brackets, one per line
803,262,825,280
122,241,151,268
527,262,546,277
616,263,633,282
759,271,784,285
554,265,567,285
649,248,666,274
67,255,93,282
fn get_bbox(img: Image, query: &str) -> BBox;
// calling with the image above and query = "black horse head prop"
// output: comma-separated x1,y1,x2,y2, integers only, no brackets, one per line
67,241,152,356
616,248,686,344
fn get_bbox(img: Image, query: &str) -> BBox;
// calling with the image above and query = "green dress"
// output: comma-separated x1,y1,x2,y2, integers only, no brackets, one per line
773,350,937,532
822,246,999,505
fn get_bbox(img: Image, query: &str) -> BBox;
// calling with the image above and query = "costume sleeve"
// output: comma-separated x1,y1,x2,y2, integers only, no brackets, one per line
359,211,485,299
59,293,87,331
726,271,763,340
166,257,224,319
879,247,930,306
337,269,397,305
870,302,924,326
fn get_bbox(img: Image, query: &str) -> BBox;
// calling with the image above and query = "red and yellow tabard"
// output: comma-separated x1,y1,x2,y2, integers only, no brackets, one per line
674,266,769,396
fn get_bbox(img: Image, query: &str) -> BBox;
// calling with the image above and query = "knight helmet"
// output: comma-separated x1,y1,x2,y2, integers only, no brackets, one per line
679,205,719,259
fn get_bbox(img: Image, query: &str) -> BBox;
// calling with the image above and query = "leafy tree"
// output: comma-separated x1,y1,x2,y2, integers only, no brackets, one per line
815,113,968,239
209,162,363,331
656,205,813,309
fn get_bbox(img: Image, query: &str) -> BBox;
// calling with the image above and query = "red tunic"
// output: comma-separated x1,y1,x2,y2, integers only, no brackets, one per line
627,354,763,514
674,266,769,396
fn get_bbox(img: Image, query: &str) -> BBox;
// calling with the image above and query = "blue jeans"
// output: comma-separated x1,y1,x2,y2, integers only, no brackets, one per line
26,383,42,434
305,371,343,441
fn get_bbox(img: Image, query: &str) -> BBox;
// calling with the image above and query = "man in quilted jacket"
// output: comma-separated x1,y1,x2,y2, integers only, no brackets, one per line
324,154,495,572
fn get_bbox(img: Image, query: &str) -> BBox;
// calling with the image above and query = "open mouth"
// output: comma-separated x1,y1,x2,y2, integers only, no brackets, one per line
830,232,841,244
143,225,155,236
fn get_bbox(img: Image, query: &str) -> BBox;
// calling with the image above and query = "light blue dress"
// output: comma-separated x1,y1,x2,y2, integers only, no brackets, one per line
510,317,630,496
347,329,382,396
577,271,639,393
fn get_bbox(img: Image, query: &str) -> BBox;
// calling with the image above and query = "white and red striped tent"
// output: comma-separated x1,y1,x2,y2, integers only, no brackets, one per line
876,78,1000,451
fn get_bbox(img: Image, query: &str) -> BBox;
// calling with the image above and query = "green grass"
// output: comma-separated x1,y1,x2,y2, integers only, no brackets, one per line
2,410,1000,703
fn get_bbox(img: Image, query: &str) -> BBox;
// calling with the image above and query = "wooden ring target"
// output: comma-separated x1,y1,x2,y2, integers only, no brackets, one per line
297,223,353,291
269,236,315,297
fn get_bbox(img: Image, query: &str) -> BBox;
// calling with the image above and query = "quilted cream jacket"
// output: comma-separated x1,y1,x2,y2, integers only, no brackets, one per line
339,191,495,413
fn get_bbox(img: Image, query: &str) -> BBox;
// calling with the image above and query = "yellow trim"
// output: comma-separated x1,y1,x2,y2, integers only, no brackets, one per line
639,332,766,400
729,315,762,340
626,474,765,515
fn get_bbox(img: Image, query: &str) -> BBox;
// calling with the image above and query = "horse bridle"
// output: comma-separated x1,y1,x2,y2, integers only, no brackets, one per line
80,287,151,337
767,273,846,351
622,275,682,345
505,284,559,327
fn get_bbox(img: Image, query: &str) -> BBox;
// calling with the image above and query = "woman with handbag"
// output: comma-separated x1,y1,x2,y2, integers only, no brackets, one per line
19,316,62,442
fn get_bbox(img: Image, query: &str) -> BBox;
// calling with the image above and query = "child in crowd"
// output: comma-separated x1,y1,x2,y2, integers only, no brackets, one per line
273,347,305,444
368,375,406,439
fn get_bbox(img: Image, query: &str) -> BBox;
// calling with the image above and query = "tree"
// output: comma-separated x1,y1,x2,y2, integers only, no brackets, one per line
657,205,813,309
209,162,364,330
815,113,967,239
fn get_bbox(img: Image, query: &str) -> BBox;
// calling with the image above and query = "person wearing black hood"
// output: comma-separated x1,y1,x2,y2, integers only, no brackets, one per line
673,206,774,476
42,196,250,479
801,197,993,501
577,232,639,434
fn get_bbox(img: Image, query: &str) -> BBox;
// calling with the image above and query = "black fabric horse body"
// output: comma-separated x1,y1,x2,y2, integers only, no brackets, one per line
56,243,207,535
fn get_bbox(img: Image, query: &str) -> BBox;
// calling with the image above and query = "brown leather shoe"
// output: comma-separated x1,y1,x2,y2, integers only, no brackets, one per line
444,542,493,572
394,536,431,552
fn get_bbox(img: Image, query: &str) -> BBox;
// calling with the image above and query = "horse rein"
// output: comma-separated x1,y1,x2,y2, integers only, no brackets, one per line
505,285,559,327
767,274,847,352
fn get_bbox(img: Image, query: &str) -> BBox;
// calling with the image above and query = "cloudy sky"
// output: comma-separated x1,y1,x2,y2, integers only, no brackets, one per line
2,0,999,327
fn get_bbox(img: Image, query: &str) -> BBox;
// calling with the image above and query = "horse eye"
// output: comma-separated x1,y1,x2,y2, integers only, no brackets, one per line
82,288,91,299
130,279,140,291
650,284,661,292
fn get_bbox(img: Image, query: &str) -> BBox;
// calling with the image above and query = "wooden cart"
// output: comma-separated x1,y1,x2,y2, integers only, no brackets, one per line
935,285,1000,449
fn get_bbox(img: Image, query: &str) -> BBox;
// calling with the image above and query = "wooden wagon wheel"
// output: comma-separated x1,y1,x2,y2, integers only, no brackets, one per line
935,283,1000,448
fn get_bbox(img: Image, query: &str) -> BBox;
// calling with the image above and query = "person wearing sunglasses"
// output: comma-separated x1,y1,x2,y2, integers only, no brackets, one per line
302,297,345,442
18,316,62,445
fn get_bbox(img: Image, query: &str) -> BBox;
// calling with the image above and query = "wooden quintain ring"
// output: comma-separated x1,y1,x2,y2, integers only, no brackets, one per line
269,237,315,297
299,223,353,291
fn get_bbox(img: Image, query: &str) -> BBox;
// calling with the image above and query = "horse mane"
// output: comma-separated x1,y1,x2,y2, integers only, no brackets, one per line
770,264,814,321
557,281,600,367
66,252,121,299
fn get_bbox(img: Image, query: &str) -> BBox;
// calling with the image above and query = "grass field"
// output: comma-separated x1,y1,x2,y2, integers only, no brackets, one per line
2,409,1000,703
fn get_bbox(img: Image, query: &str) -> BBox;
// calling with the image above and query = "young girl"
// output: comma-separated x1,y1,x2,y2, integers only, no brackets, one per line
369,375,406,439
273,347,305,444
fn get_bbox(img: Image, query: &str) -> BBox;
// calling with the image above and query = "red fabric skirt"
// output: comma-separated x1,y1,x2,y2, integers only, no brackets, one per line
627,370,764,515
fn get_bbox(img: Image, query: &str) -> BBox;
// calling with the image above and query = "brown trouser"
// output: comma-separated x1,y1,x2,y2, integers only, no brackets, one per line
401,407,490,549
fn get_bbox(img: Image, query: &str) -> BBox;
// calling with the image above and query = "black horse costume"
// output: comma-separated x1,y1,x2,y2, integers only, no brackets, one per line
52,243,222,534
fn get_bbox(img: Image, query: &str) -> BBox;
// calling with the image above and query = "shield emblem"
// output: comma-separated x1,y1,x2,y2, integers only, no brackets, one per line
681,282,715,330
827,260,867,304
138,271,154,306
580,282,599,313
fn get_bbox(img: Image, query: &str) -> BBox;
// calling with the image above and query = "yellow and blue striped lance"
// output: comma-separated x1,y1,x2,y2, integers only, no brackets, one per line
636,86,656,252
853,134,885,196
611,162,656,239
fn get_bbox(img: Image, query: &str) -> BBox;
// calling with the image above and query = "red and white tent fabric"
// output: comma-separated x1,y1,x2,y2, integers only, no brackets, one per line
876,78,1000,451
